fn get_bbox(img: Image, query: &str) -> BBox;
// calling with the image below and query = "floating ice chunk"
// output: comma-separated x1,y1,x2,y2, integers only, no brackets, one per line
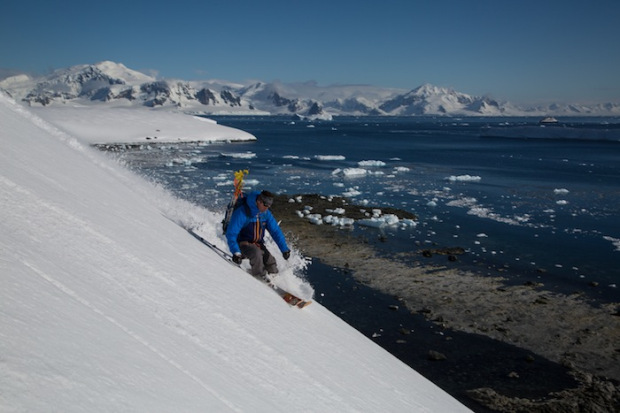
306,214,323,225
322,215,336,224
315,155,345,161
325,208,346,215
554,188,570,194
446,197,478,207
400,219,417,228
220,152,256,159
358,160,386,167
343,188,362,197
357,214,401,228
332,167,368,177
447,175,482,182
603,236,620,251
323,215,355,226
556,200,569,205
393,166,410,172
345,168,368,176
477,233,488,238
382,214,400,225
357,218,387,228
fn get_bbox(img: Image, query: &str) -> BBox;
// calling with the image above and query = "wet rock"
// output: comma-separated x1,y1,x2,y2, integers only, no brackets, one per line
428,350,447,361
421,247,465,258
534,296,549,305
467,370,620,413
433,247,466,255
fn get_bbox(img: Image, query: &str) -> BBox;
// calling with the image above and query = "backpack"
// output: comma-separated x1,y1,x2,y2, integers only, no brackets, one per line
222,193,251,233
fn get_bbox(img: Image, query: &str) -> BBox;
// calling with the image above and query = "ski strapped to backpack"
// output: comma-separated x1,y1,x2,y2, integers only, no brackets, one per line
222,169,249,233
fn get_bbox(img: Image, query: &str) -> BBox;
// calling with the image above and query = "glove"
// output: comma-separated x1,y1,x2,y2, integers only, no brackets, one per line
282,250,291,260
232,253,243,264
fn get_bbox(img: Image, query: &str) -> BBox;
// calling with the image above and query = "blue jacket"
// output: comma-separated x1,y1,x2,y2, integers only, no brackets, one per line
226,191,289,256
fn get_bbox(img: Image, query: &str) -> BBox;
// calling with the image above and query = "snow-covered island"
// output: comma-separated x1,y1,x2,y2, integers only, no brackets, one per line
0,91,471,411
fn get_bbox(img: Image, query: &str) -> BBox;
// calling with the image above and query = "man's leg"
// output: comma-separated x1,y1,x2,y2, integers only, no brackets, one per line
261,246,279,274
240,243,266,277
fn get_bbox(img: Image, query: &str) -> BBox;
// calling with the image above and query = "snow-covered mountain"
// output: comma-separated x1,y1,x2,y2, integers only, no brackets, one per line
2,61,618,117
377,84,507,116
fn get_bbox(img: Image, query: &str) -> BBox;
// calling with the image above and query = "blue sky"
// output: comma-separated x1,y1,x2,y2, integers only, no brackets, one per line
2,0,619,104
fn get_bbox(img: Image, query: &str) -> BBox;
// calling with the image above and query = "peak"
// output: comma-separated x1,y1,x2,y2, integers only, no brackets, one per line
93,60,128,71
92,61,155,83
411,84,451,96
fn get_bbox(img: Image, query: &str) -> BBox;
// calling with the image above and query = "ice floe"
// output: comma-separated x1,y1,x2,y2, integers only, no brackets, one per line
603,236,620,251
315,155,345,161
220,151,256,159
358,160,386,167
446,174,482,182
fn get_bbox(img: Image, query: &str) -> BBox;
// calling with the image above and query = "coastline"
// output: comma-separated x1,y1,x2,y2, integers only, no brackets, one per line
271,194,620,411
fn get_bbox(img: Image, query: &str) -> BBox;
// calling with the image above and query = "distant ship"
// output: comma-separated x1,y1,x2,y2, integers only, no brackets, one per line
539,116,559,124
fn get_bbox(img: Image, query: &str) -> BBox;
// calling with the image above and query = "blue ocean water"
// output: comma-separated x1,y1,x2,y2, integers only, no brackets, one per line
112,116,620,303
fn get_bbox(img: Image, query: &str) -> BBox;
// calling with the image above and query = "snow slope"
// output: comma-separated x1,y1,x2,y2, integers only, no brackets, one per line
0,93,470,412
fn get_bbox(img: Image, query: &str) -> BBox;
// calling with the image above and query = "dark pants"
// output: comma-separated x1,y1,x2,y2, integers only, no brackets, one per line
240,242,278,277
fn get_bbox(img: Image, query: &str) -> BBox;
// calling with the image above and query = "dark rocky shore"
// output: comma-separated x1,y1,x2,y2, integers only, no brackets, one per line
271,194,620,413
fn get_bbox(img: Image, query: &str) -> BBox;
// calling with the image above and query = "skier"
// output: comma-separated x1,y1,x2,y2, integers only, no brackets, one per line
225,190,291,278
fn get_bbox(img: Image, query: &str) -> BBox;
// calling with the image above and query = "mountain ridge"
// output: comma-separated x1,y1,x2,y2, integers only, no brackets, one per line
1,61,618,118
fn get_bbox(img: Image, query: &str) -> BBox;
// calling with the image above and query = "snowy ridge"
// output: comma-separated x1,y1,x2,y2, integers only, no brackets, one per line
2,61,618,118
0,91,470,412
29,105,257,144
